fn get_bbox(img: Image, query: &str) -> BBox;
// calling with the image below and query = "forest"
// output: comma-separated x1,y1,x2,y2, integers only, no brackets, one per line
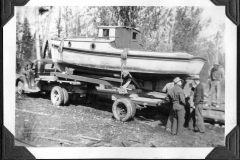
16,6,225,83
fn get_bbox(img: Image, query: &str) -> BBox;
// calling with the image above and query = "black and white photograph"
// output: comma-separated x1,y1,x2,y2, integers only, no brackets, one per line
2,0,238,159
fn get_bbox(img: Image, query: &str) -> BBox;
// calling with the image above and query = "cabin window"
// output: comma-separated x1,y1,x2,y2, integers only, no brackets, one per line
44,63,54,69
132,32,137,40
103,29,109,37
90,43,96,50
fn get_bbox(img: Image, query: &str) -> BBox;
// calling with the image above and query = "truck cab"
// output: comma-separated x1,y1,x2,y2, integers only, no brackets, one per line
33,59,55,78
16,59,55,94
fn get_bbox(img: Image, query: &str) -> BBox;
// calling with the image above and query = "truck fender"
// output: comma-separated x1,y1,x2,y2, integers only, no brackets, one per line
15,74,29,88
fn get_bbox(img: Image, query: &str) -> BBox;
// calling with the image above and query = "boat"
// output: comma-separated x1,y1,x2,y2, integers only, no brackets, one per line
50,26,206,81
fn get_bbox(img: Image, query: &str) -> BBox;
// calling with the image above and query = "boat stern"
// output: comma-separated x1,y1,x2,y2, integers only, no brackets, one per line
187,57,206,75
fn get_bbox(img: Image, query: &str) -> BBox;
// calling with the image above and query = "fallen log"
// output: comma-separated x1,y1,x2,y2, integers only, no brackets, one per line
35,136,80,145
72,135,101,141
16,109,51,116
15,139,36,147
86,141,102,147
121,141,131,147
127,139,143,143
139,116,155,122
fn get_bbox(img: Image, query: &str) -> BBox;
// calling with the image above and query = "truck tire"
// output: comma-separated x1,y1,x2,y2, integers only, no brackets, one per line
61,88,69,105
51,86,64,106
112,98,135,122
17,81,24,95
131,103,136,118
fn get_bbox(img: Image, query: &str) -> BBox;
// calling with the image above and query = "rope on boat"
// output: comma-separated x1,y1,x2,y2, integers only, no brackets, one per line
120,48,128,88
58,38,67,61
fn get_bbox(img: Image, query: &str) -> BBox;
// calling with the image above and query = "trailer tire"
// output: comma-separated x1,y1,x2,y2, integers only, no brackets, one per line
51,86,64,106
62,88,69,105
112,98,135,122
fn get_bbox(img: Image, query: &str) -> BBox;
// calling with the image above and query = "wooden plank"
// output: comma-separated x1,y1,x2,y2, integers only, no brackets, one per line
35,136,79,144
72,135,101,141
202,106,225,112
57,80,81,85
79,74,122,83
95,87,118,93
39,75,57,81
51,72,115,86
15,139,36,147
131,97,162,103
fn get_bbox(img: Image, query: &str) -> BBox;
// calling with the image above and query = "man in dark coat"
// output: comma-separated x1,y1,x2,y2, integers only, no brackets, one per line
189,75,205,133
162,80,174,131
206,62,225,108
167,77,186,135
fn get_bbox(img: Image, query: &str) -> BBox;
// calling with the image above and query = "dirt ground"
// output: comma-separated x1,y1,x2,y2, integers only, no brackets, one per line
15,93,225,147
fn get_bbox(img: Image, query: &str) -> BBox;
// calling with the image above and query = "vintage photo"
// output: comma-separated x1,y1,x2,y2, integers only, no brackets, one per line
14,5,226,148
2,0,236,156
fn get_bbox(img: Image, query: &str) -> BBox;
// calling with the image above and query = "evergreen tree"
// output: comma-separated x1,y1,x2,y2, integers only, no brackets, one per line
172,7,204,53
22,17,34,61
16,11,23,72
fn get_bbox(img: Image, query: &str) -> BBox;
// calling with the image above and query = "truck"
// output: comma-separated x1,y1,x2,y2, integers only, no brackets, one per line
16,59,170,122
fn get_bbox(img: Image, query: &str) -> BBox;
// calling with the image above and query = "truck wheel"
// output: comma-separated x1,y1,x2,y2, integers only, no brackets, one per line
17,81,24,95
62,88,69,105
131,103,136,118
112,98,135,122
51,86,64,106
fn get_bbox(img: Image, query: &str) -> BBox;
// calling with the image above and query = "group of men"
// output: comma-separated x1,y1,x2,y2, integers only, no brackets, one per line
162,62,224,135
163,75,205,135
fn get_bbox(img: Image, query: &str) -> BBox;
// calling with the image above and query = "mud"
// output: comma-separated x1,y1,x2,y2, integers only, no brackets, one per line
15,93,225,147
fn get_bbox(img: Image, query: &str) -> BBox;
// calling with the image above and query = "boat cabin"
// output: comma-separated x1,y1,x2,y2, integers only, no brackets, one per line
97,26,144,50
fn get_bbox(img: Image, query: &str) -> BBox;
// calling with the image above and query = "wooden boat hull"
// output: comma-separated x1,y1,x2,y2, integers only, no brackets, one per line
51,40,205,80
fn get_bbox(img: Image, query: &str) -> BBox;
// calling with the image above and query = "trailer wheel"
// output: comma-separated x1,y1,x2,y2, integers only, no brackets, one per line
51,86,64,106
112,98,135,122
62,88,69,105
17,81,24,95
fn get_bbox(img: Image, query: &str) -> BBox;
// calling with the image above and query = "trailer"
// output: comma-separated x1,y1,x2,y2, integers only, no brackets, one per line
16,59,169,122
16,59,225,123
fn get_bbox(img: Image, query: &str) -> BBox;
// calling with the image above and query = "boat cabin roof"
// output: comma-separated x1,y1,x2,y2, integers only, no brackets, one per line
97,26,144,50
97,26,141,33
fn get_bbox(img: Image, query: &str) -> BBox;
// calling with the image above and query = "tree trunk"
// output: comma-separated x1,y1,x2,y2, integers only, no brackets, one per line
42,7,54,59
35,7,41,60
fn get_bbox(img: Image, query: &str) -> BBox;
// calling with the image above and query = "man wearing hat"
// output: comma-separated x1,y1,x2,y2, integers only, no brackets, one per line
206,62,225,108
162,80,174,131
167,77,186,135
189,75,205,133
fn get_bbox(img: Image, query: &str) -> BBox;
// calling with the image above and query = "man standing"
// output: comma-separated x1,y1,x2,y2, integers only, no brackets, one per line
206,62,225,108
167,77,186,135
21,62,34,89
189,75,205,133
162,80,174,131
